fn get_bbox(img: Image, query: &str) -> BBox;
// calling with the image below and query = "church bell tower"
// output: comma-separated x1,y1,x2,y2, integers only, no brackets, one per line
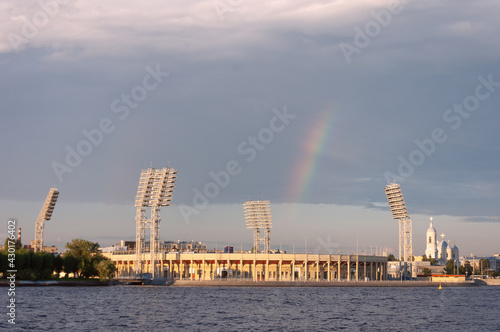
424,217,438,259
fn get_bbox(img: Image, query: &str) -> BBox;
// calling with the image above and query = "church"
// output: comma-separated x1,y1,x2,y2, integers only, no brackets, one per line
424,217,459,264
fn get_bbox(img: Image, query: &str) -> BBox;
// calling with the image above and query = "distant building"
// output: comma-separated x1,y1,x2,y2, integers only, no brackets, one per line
28,240,58,253
224,246,234,253
100,240,128,253
424,219,438,259
100,240,208,253
163,240,208,253
424,218,459,264
488,256,500,273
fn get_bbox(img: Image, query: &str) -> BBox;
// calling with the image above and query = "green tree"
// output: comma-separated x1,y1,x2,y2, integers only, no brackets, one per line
96,259,117,281
444,260,456,274
0,252,7,277
430,258,438,265
15,249,28,271
479,258,490,274
39,252,54,279
53,255,64,276
387,254,396,261
64,239,102,278
31,252,44,273
422,255,429,261
80,255,104,278
422,267,432,276
3,237,22,252
459,261,473,276
63,254,79,278
65,239,100,261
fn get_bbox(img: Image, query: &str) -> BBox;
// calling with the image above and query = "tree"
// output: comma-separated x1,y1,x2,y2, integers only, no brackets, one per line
63,239,117,279
387,254,396,261
65,239,100,261
0,252,8,276
96,260,117,281
422,255,428,261
63,254,79,278
459,262,473,276
479,258,490,275
3,237,22,252
40,252,54,279
430,258,438,265
80,255,107,278
31,252,44,272
53,255,64,276
422,268,432,276
64,239,102,278
444,260,455,275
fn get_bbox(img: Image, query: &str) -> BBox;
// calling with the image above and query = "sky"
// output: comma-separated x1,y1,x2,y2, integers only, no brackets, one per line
0,0,499,257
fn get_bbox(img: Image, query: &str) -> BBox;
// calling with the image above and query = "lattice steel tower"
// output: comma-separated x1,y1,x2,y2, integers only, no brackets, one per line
34,188,59,253
385,183,412,263
243,200,273,253
134,167,177,278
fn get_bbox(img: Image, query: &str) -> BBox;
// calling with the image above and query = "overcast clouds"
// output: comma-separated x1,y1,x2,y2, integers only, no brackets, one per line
1,0,499,255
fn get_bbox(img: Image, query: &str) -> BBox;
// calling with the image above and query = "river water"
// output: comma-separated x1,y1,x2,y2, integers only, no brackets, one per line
5,285,500,331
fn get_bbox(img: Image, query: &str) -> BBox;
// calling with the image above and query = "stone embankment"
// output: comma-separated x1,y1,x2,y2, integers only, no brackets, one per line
169,280,474,287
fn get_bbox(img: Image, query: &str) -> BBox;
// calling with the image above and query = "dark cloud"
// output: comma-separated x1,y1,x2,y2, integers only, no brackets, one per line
1,0,499,224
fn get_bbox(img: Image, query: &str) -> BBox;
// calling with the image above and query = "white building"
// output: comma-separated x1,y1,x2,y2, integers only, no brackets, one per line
100,240,128,253
424,217,459,264
424,218,438,259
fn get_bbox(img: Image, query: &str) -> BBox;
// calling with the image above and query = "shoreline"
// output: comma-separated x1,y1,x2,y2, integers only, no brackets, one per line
167,280,475,287
1,279,498,287
0,280,111,287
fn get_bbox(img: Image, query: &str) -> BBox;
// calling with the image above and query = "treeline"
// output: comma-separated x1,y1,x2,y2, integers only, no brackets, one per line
1,238,116,281
0,250,56,280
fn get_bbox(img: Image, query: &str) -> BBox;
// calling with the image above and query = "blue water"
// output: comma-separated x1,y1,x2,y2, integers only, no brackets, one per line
5,286,500,331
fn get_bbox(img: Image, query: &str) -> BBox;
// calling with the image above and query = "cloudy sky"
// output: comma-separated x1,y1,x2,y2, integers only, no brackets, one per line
1,0,499,257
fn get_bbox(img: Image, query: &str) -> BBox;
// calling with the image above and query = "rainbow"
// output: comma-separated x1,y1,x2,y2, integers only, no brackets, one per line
288,109,335,202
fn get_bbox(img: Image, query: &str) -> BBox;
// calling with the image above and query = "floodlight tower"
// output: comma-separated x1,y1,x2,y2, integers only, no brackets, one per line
34,188,59,253
243,200,273,253
385,183,413,265
134,167,177,279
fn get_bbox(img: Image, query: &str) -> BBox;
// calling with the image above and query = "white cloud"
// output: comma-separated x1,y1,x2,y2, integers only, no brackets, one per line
0,0,438,59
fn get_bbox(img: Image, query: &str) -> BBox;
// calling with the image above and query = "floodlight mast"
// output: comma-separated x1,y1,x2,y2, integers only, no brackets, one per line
243,200,272,253
385,183,413,265
34,188,59,253
134,167,177,279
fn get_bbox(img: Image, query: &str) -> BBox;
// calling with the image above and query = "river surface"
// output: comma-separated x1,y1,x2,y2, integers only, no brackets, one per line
5,286,500,331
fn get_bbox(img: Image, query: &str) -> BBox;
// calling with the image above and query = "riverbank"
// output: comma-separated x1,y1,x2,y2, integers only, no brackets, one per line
474,279,500,286
2,279,497,287
0,279,112,286
168,280,476,287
